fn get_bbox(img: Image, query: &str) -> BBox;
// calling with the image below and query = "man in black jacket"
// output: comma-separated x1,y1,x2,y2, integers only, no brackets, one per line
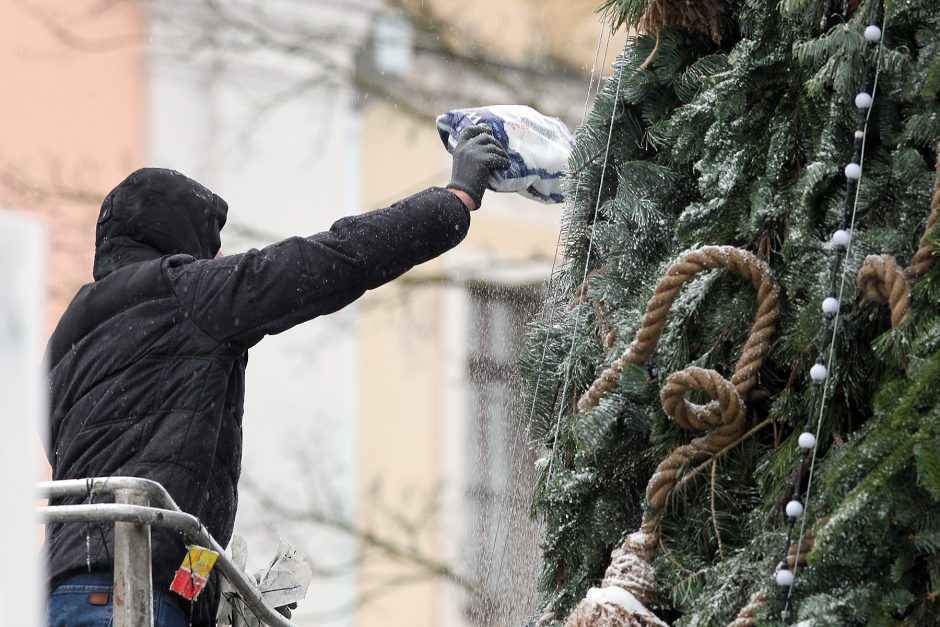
44,125,509,626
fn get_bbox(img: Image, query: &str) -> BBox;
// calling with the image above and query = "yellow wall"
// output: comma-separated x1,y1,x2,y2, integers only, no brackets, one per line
356,101,449,627
427,0,620,69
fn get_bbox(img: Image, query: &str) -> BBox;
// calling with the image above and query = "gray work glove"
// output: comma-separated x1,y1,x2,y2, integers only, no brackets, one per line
275,602,298,619
447,124,511,209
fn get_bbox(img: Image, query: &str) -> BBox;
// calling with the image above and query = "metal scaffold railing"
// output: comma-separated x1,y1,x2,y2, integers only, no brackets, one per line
38,476,297,627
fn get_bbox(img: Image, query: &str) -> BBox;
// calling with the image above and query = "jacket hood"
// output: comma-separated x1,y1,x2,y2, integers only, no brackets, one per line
93,168,228,280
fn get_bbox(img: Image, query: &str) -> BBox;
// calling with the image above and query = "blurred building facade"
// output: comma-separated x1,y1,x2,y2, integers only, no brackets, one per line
0,1,622,625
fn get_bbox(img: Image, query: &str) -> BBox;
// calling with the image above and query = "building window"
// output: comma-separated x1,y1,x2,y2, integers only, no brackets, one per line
464,282,542,626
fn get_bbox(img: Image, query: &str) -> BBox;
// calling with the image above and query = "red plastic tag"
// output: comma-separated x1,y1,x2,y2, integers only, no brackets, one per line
169,546,219,601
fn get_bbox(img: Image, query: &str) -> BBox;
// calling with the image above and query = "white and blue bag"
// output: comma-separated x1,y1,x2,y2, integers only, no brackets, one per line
436,105,574,204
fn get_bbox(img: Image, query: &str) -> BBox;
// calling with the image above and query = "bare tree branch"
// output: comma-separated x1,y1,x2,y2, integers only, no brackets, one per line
19,0,588,124
242,475,492,605
14,0,142,53
298,572,435,622
0,161,101,207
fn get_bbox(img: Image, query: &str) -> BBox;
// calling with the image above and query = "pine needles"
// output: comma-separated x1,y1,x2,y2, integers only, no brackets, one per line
520,0,940,623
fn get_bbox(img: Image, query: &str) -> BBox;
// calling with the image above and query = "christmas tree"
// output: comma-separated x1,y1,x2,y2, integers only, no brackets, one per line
520,0,940,624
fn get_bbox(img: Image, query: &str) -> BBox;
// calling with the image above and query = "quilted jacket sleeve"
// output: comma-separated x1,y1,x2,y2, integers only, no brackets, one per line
164,187,470,348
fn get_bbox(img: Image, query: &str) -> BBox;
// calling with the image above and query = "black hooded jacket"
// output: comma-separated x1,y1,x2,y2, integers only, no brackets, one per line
44,168,470,625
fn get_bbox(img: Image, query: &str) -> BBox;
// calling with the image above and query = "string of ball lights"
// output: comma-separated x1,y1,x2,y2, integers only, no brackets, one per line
773,2,886,620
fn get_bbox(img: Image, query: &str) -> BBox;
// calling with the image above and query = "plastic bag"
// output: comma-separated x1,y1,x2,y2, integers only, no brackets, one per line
436,105,574,204
216,537,312,627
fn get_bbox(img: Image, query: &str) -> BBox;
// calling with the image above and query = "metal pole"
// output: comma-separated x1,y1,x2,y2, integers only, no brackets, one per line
40,478,180,512
39,478,299,627
113,488,153,627
40,502,298,627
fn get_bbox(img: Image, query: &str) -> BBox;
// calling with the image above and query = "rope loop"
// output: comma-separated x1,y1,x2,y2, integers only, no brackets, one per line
661,366,744,431
575,245,779,529
563,247,780,627
578,245,780,412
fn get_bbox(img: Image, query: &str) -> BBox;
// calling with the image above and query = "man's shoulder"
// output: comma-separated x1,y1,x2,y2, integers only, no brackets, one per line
46,258,178,370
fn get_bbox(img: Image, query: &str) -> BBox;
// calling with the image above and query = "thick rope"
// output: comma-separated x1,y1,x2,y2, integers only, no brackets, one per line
857,254,911,326
786,529,814,571
564,528,669,626
906,149,940,283
564,247,780,626
578,246,780,412
726,591,768,627
647,368,746,512
856,147,940,326
607,366,750,584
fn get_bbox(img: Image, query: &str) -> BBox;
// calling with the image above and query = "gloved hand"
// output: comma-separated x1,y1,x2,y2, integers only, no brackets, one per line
447,124,510,209
275,601,298,619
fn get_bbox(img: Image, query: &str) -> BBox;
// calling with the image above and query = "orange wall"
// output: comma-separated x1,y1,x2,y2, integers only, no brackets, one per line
0,0,147,337
0,1,146,487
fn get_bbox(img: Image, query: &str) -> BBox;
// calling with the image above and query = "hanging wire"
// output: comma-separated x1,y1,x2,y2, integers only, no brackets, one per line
84,476,114,573
480,15,616,603
594,25,614,99
544,40,630,484
778,2,887,617
85,477,94,573
519,11,613,440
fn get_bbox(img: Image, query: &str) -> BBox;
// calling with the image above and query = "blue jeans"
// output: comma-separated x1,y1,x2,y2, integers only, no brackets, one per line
47,571,190,627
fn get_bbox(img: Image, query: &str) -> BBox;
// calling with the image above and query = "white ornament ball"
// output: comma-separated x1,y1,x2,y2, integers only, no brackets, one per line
864,25,882,42
855,92,873,109
822,297,840,315
786,500,804,518
832,229,851,247
844,163,861,180
798,432,817,449
776,569,795,586
810,363,828,382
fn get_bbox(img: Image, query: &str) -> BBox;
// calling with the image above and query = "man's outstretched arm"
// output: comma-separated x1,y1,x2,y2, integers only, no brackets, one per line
165,187,469,347
166,125,509,347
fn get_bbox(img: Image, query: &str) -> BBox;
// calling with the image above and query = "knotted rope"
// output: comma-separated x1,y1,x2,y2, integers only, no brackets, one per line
645,367,746,518
857,254,910,326
564,246,780,627
578,246,780,412
857,148,940,325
